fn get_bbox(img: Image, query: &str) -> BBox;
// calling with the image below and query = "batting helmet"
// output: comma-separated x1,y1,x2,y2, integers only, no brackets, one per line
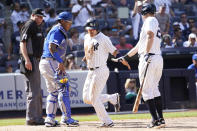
141,3,156,16
57,11,72,22
85,17,99,30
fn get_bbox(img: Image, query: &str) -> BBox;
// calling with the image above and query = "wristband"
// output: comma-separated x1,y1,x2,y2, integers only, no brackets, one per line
123,54,130,61
52,52,63,63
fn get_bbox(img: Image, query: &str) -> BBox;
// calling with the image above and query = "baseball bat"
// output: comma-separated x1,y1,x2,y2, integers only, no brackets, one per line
111,58,119,62
132,62,150,113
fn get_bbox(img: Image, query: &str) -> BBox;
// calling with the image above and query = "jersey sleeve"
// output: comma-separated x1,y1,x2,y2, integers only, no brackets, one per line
72,5,81,13
144,18,158,34
20,22,32,42
48,30,64,46
104,36,117,54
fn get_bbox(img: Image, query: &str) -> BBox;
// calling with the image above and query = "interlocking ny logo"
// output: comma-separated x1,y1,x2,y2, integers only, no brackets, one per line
93,42,99,51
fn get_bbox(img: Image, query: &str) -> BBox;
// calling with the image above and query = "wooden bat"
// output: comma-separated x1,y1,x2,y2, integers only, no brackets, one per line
132,62,150,113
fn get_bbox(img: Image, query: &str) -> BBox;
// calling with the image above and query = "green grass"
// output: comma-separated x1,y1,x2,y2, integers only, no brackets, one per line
1,110,197,126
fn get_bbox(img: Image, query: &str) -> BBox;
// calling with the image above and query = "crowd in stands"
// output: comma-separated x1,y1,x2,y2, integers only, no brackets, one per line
0,0,197,73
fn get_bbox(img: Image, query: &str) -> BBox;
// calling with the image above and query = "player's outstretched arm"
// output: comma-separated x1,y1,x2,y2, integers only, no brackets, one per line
111,44,139,70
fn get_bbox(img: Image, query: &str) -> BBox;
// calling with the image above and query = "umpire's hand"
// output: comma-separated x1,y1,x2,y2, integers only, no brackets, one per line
25,60,32,71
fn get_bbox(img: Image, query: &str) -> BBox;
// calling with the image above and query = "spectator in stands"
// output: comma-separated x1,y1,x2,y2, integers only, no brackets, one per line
125,78,137,104
183,33,197,47
187,54,197,82
155,4,170,35
72,0,93,27
101,26,111,36
110,28,120,45
45,8,57,30
6,64,13,73
130,1,143,41
154,0,175,17
161,34,175,48
11,2,22,32
43,2,51,22
115,35,133,50
8,21,24,61
188,18,196,34
169,21,180,36
179,13,190,40
0,18,6,43
172,28,184,47
113,0,131,8
190,27,197,36
112,18,125,33
20,4,29,22
122,25,135,45
123,25,133,38
68,28,83,51
64,53,80,70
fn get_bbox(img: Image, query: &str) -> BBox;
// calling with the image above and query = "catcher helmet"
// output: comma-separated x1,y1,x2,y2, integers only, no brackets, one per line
57,11,72,22
141,3,156,16
85,17,99,30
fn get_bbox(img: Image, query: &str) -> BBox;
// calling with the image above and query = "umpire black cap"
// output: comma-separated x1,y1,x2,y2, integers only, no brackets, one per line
141,3,156,16
85,17,99,30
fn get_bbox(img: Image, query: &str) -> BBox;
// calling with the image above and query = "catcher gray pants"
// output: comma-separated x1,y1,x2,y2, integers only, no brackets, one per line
25,57,43,122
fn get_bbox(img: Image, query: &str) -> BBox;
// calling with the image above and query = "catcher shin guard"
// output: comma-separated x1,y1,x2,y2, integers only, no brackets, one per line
58,86,71,120
46,91,58,119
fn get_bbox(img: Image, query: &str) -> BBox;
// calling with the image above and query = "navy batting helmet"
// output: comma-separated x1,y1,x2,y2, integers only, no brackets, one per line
57,11,72,22
85,17,99,30
141,3,156,16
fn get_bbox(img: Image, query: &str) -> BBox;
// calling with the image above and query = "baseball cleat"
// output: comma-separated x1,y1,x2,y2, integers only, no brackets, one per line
45,117,59,127
60,118,79,126
159,118,166,128
97,122,114,128
147,120,161,129
114,93,120,112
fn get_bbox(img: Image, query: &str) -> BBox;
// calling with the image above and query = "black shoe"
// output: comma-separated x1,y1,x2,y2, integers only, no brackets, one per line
26,120,37,126
147,120,161,129
97,122,114,128
159,118,166,128
26,118,45,126
114,93,120,112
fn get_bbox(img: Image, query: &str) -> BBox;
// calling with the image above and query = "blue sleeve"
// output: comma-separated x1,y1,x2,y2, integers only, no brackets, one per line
187,64,194,69
48,30,64,46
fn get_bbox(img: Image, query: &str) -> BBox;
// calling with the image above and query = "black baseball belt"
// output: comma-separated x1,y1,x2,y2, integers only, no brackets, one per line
89,67,99,70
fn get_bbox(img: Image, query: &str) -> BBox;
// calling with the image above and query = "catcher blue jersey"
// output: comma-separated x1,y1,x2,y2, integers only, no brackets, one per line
42,24,68,58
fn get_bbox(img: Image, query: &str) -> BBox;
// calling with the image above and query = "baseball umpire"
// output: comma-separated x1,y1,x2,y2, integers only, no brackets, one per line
39,11,79,127
116,3,165,128
20,8,45,125
82,18,130,127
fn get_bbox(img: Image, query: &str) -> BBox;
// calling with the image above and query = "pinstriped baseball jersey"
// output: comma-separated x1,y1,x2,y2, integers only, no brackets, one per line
84,32,116,68
138,17,161,55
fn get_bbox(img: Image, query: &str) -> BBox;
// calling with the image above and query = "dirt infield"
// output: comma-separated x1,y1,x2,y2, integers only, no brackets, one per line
1,117,197,131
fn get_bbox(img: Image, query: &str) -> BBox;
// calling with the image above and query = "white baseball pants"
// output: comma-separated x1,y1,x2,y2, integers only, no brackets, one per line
83,66,117,124
138,55,163,101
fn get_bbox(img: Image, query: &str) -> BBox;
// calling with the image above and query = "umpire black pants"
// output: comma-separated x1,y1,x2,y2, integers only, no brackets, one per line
25,57,43,122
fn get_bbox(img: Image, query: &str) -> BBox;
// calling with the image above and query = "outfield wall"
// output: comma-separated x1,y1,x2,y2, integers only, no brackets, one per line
0,71,107,111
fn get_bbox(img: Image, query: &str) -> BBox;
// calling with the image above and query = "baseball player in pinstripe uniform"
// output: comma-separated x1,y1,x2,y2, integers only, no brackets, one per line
82,18,127,127
39,11,79,127
116,3,165,129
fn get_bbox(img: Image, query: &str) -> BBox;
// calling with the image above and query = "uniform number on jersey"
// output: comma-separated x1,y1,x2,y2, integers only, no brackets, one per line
93,43,99,51
156,30,161,39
